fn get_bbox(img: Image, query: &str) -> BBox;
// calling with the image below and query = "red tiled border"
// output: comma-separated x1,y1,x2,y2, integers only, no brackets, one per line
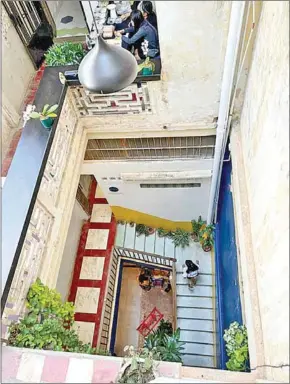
68,178,117,347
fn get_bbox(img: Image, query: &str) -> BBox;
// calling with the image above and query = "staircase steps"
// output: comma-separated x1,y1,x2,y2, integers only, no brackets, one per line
175,242,216,369
114,222,216,369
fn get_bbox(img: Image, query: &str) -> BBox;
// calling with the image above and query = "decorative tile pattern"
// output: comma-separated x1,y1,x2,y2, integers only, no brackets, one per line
70,83,152,117
73,321,95,345
65,357,94,383
74,287,100,314
85,229,109,250
16,352,45,383
80,257,105,280
90,204,111,223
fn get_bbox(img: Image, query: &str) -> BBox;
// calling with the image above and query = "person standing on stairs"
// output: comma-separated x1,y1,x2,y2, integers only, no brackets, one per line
182,260,200,289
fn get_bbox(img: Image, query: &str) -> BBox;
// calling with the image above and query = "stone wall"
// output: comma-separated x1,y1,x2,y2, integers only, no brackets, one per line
231,2,289,382
1,5,35,159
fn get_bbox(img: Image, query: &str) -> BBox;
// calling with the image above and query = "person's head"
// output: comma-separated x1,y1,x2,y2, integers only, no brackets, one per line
141,1,153,18
131,10,144,30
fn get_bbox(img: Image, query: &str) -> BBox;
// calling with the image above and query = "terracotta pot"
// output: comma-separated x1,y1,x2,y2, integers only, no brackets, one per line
202,244,212,252
191,233,199,242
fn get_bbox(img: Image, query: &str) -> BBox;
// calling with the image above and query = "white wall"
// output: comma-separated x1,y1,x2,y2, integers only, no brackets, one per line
56,201,88,301
1,6,35,158
82,159,213,221
232,2,289,382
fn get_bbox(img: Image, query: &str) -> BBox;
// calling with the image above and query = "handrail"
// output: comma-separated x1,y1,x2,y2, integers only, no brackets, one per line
113,246,176,268
171,261,177,331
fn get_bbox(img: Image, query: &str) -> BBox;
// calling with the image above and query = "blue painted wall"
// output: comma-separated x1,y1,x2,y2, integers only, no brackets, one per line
215,149,243,369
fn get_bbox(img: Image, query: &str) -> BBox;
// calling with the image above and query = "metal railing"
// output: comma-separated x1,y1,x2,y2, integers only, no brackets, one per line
114,246,176,268
99,246,177,351
99,248,119,351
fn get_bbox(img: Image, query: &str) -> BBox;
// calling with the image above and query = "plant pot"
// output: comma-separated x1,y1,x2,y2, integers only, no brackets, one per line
41,117,54,129
129,221,135,227
202,244,212,252
142,67,153,76
147,227,155,235
191,233,199,242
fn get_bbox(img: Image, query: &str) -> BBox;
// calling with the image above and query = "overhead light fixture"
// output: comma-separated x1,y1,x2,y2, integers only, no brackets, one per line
78,1,138,94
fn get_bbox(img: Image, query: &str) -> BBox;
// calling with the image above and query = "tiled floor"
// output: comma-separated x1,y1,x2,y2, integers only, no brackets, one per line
114,265,174,354
68,179,116,347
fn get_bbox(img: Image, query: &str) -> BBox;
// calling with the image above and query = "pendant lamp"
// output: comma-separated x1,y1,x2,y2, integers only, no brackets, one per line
78,2,138,94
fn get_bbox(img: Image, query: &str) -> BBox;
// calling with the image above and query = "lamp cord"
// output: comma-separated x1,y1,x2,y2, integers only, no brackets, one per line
89,1,99,35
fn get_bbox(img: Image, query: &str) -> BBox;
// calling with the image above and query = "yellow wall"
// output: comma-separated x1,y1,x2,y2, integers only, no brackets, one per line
111,206,192,231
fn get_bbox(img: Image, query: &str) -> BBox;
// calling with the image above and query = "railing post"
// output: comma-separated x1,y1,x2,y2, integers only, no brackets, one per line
172,262,177,331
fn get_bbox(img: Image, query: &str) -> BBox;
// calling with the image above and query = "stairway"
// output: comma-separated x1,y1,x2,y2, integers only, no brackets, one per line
115,222,216,368
175,244,216,368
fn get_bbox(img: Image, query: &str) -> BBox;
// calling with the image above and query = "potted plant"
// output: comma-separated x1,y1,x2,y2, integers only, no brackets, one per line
223,322,249,371
129,221,135,227
199,224,215,252
172,228,191,248
117,346,157,383
117,220,125,225
157,227,167,238
44,42,86,67
147,227,155,236
29,104,58,129
138,57,156,76
191,216,205,242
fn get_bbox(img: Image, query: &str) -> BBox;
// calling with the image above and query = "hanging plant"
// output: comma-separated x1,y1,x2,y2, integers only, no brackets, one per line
157,227,167,237
117,220,125,225
129,221,135,227
199,224,215,252
191,216,205,242
172,228,191,248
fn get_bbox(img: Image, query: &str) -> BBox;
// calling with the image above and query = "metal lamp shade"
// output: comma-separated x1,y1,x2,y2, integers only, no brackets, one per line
78,35,138,94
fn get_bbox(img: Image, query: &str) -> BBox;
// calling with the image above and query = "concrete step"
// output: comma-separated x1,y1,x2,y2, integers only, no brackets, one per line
175,244,213,274
179,330,214,344
177,318,214,332
177,295,213,309
176,272,213,286
182,342,214,356
177,307,214,320
181,354,215,368
176,284,213,297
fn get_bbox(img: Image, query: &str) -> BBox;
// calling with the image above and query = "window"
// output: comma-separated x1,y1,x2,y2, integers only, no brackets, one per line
85,136,215,161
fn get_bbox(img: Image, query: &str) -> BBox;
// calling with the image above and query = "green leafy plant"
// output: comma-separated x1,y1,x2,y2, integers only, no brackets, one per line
45,42,86,66
137,57,156,73
156,319,173,337
172,228,191,248
199,224,215,252
144,327,184,363
8,279,109,356
191,216,205,241
223,322,249,372
157,227,168,237
118,345,156,384
30,104,58,121
136,223,153,236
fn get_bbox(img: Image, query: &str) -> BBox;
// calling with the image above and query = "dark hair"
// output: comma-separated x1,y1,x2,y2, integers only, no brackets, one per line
142,1,153,15
131,10,144,31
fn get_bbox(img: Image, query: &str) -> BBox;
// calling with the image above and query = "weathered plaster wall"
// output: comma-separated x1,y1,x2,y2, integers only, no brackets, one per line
56,201,88,301
1,6,35,159
232,2,289,382
153,1,231,125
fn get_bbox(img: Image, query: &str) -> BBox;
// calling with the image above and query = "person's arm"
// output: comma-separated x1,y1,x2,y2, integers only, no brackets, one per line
123,26,134,34
122,27,146,44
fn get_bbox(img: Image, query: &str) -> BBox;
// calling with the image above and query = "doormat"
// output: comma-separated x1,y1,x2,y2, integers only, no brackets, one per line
136,307,164,337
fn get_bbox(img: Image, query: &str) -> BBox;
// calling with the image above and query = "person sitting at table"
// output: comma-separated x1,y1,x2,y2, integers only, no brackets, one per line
114,3,132,32
118,10,159,59
140,1,158,31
